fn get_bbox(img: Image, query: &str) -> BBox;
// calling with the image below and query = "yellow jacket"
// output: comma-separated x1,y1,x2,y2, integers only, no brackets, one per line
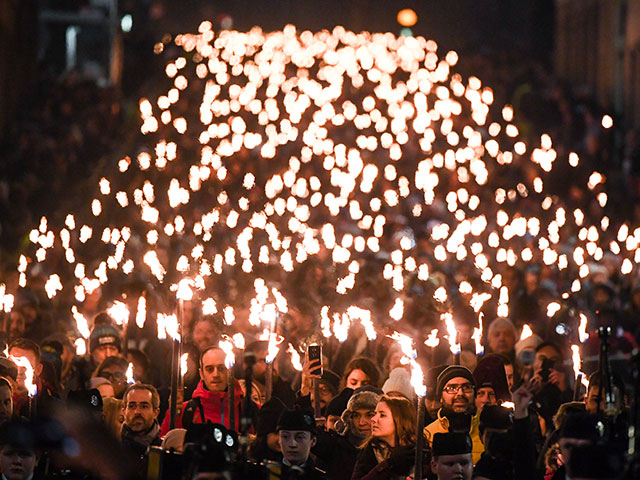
423,409,484,465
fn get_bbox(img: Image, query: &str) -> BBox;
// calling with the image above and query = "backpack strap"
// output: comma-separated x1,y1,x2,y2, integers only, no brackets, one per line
181,397,205,428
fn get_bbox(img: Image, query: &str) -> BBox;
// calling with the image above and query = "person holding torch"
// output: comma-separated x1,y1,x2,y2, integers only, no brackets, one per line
159,346,257,435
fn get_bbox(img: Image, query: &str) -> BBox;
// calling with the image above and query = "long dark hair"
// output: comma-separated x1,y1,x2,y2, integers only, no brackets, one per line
340,357,381,389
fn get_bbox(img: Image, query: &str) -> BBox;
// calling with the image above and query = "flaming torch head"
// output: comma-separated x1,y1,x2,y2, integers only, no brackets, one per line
442,313,461,355
287,344,303,371
126,362,135,384
520,324,533,341
9,355,38,397
219,339,235,369
180,353,189,377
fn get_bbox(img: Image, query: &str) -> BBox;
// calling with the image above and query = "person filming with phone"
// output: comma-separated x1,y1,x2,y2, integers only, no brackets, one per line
529,342,571,431
298,344,340,417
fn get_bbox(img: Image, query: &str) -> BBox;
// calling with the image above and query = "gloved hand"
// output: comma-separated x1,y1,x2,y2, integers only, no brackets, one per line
387,445,414,475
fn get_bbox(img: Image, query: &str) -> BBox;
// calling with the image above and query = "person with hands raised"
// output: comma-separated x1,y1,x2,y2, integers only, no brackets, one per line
297,351,340,418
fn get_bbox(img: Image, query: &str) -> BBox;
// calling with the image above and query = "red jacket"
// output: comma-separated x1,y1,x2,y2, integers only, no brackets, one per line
160,379,244,436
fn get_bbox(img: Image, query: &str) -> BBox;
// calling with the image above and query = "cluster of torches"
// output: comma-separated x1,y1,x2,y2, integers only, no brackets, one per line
0,24,621,411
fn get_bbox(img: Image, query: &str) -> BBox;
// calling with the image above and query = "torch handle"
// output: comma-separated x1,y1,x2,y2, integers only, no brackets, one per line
573,373,583,401
169,337,179,430
414,396,426,479
265,362,273,401
229,370,235,431
313,378,322,418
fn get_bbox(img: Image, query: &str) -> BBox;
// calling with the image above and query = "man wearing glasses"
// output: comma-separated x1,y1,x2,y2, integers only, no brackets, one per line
121,383,162,471
424,366,484,464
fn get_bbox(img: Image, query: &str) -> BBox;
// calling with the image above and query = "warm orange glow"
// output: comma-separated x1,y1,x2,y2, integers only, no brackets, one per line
397,8,418,27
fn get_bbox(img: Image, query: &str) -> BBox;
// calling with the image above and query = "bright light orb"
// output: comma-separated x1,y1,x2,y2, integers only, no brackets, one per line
397,9,418,27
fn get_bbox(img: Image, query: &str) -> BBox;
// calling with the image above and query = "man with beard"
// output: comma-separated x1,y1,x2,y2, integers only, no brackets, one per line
425,366,484,464
120,383,162,468
313,387,380,480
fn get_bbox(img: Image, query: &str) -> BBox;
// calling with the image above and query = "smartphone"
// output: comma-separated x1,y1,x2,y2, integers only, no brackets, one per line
540,357,554,382
307,344,323,376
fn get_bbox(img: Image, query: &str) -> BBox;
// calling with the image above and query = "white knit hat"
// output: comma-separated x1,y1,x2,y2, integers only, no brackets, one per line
382,367,414,399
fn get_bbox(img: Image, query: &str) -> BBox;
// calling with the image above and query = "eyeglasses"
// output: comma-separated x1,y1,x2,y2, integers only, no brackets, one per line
443,383,474,395
102,371,125,382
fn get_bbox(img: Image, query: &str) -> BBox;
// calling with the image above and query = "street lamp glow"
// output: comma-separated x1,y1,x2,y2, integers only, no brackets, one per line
397,8,418,27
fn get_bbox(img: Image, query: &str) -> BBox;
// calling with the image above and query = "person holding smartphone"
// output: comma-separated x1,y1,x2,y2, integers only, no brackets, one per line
298,345,340,417
529,342,571,431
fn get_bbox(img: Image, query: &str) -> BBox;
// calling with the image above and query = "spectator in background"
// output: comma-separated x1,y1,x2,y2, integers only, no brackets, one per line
93,356,129,399
487,318,517,360
8,338,58,417
339,357,381,391
0,377,14,426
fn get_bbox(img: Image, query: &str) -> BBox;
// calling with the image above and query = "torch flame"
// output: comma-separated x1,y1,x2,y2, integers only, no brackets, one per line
442,313,461,355
9,355,38,397
181,353,189,377
126,362,135,384
71,306,91,339
219,338,235,368
176,278,194,301
287,344,303,371
520,324,533,341
472,312,484,355
74,338,87,355
425,329,440,348
135,296,147,328
578,313,589,343
388,332,426,397
571,344,589,387
232,333,245,350
157,313,180,341
107,301,130,326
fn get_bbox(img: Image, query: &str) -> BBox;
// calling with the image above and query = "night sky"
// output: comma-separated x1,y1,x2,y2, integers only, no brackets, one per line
159,0,554,58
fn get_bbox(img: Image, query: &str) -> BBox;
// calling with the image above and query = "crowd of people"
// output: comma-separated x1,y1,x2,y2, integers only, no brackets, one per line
0,16,640,480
